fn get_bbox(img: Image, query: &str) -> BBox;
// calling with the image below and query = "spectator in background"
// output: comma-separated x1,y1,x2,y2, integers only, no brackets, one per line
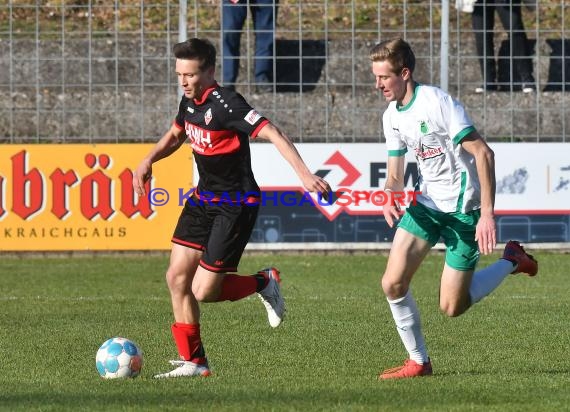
222,0,278,93
472,0,536,93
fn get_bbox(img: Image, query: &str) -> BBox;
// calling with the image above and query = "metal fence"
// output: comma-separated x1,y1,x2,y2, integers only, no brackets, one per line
1,0,569,143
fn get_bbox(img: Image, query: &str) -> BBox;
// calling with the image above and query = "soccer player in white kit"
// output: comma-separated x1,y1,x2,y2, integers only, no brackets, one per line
370,38,538,379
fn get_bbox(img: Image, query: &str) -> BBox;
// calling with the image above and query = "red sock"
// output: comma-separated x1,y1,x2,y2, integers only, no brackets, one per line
216,274,259,301
171,323,207,364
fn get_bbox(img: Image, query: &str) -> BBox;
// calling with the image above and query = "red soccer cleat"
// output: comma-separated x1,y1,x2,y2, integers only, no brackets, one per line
379,359,433,380
502,241,538,276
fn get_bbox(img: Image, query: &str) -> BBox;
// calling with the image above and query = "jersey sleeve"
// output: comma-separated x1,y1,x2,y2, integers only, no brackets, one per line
438,94,476,145
224,94,269,138
383,109,407,157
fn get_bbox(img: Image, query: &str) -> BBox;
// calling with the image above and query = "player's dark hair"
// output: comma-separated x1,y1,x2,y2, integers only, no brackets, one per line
173,38,216,71
369,38,415,75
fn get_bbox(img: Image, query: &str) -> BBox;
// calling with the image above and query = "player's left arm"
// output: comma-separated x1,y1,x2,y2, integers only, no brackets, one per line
256,122,332,199
460,131,496,255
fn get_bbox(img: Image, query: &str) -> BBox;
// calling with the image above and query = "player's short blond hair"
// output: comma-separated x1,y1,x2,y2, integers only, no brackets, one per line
369,38,416,75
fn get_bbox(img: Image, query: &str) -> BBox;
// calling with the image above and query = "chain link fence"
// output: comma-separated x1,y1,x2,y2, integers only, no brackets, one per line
1,0,568,143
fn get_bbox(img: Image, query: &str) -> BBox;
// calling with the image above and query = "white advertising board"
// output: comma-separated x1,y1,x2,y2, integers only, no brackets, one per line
194,143,570,221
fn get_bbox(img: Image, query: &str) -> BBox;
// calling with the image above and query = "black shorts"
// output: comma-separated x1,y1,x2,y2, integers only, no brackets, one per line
171,197,259,273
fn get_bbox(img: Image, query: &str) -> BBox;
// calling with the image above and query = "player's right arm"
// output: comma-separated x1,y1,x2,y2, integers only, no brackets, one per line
383,155,405,227
133,123,187,196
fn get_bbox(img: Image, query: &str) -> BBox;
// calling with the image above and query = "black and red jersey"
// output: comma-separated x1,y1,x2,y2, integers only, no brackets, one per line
174,83,269,200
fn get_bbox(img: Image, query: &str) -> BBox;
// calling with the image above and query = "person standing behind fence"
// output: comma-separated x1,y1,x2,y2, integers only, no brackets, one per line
222,0,278,93
471,0,536,93
369,38,538,379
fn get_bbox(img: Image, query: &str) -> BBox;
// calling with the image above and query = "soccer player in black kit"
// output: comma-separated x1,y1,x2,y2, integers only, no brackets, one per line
133,38,331,378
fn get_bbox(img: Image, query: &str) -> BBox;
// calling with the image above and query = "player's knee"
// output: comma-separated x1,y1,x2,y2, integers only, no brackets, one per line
190,283,207,301
439,301,468,317
191,283,216,302
381,275,408,299
165,267,185,291
191,286,207,302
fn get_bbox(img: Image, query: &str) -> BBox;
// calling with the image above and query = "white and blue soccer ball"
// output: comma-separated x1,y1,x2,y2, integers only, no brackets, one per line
96,337,143,379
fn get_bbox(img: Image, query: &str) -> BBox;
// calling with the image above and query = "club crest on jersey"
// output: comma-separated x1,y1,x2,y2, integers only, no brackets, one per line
204,108,213,125
244,109,261,125
419,120,429,134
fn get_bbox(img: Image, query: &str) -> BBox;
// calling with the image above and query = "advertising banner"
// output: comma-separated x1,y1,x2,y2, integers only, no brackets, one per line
244,143,570,220
0,144,193,251
1,143,568,251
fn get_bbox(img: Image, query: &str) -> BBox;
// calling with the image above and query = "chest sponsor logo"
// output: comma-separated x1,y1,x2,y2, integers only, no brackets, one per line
415,142,444,160
185,123,212,153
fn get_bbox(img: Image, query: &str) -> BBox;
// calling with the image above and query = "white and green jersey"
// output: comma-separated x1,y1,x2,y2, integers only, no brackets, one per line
383,83,480,213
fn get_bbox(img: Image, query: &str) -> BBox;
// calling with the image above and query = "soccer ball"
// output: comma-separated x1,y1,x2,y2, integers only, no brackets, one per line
96,337,143,379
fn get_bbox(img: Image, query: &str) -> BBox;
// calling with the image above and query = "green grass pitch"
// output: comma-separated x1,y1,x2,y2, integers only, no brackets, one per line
0,251,569,411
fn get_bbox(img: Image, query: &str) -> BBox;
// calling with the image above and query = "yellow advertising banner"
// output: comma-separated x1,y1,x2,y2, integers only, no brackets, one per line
0,144,193,251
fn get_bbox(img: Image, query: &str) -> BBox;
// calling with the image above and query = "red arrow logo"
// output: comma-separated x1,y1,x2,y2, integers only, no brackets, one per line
324,151,361,186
